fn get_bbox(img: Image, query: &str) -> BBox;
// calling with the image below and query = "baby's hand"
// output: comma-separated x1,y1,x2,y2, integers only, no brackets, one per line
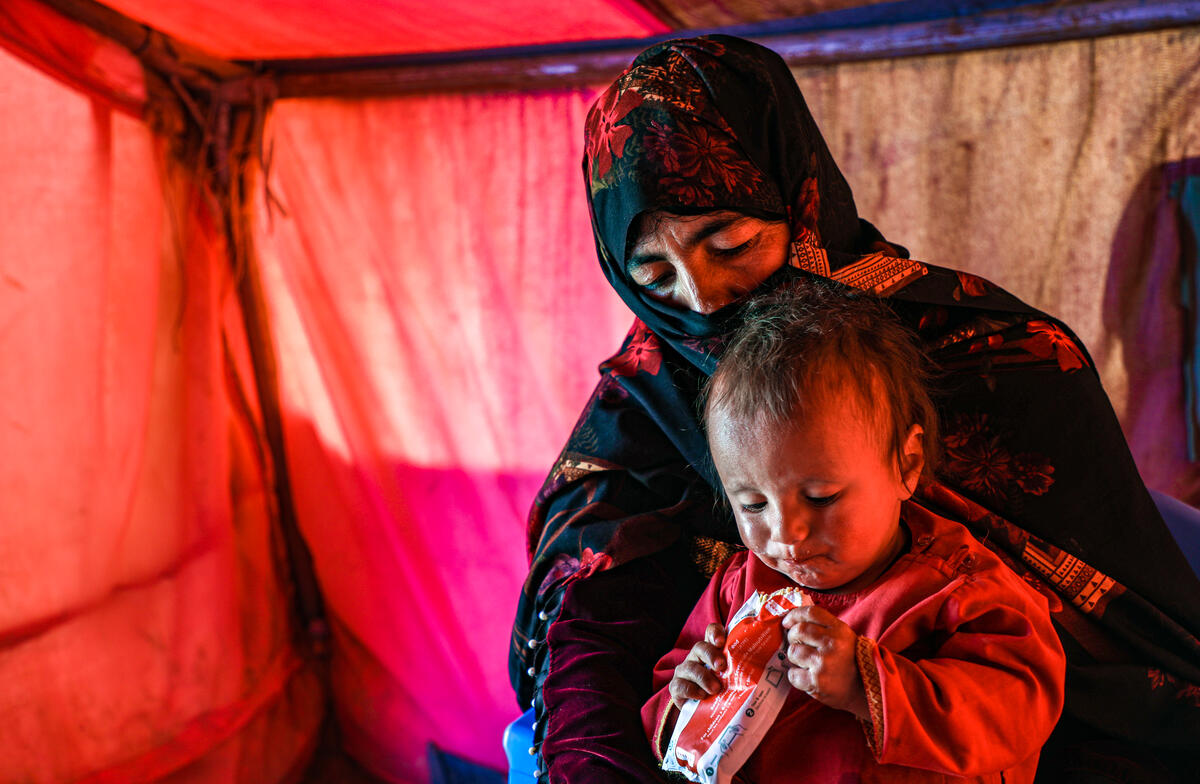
669,623,727,709
781,605,868,720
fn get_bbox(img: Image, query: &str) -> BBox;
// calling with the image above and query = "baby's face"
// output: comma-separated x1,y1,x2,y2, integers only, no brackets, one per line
708,397,921,593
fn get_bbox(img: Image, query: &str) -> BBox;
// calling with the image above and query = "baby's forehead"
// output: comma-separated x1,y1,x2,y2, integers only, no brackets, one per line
708,365,887,429
707,390,888,451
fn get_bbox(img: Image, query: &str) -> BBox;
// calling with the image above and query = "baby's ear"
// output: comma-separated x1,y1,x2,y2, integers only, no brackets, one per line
898,424,925,499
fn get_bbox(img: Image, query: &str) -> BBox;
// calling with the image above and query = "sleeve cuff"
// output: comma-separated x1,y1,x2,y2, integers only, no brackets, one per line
855,635,885,759
651,701,679,763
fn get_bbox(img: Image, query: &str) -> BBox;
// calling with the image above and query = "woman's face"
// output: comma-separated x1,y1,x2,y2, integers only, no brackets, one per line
625,210,790,314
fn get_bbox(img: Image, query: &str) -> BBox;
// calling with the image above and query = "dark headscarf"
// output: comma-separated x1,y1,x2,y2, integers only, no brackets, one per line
585,35,903,347
514,35,1200,782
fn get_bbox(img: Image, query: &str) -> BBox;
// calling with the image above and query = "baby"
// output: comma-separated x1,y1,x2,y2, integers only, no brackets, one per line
642,283,1066,783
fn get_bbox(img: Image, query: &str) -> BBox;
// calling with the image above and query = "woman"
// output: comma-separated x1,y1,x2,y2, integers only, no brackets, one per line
511,35,1200,782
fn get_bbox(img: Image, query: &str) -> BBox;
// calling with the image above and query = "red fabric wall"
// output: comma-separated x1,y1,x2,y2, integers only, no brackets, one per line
0,40,322,784
253,90,634,780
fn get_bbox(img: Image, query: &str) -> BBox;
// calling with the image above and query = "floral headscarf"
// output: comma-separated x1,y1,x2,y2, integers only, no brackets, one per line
583,35,923,347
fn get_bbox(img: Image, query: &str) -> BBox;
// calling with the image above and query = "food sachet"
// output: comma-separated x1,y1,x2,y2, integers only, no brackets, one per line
662,588,809,784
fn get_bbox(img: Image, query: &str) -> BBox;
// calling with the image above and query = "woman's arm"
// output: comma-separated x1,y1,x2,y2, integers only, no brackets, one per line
511,365,721,782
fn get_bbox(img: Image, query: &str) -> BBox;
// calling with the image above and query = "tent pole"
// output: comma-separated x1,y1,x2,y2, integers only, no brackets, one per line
222,117,330,651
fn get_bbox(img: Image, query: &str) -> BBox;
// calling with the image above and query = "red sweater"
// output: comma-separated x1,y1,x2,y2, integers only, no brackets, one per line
643,502,1066,783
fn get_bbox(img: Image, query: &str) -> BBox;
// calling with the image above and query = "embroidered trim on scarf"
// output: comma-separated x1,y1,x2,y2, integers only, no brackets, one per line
789,233,927,296
790,234,831,277
855,635,886,758
1021,539,1123,616
687,535,745,578
832,252,928,296
551,452,618,485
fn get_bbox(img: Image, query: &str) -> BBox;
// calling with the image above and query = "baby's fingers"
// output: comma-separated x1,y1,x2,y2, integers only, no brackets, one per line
687,634,727,674
670,661,724,707
695,640,727,673
704,622,727,649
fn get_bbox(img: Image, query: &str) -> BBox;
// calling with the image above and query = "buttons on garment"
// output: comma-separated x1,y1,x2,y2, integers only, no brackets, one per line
528,638,540,649
527,666,536,677
528,746,538,756
915,534,934,548
538,610,549,621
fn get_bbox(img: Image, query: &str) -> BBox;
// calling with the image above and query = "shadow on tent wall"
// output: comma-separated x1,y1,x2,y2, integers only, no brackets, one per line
1102,157,1200,504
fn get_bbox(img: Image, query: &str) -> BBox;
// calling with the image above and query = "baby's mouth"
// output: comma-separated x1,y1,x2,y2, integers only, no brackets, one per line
780,554,821,570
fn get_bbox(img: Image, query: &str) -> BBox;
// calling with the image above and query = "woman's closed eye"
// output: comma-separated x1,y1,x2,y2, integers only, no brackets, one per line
739,500,767,513
710,238,754,258
630,263,675,291
805,493,840,507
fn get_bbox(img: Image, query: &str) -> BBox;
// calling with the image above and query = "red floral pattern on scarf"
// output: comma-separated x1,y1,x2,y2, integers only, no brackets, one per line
587,88,643,183
541,547,614,593
601,322,663,378
953,271,989,300
644,119,762,198
941,414,1055,502
576,547,613,580
1020,320,1089,372
1179,683,1200,707
796,173,821,239
1148,668,1200,706
680,335,725,356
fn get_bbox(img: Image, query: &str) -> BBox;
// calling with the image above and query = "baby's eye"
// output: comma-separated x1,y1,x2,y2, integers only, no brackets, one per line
805,493,840,508
740,501,767,513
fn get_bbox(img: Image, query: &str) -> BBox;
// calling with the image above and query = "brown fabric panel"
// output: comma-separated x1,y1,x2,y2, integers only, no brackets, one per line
791,27,1200,500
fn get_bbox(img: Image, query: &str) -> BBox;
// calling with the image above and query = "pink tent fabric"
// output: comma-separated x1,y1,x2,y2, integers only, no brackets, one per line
3,1,1200,783
0,42,322,782
253,90,633,778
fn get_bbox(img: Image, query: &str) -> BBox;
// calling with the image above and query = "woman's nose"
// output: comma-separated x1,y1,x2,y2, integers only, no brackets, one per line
678,262,741,314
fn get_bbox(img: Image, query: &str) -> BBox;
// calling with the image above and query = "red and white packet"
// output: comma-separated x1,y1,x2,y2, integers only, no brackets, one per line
662,587,809,784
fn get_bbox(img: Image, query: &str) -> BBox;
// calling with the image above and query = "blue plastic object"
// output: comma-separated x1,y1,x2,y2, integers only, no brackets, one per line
1151,489,1200,578
503,708,537,783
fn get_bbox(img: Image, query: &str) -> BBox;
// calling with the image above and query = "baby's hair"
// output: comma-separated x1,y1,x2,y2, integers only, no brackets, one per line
703,280,939,483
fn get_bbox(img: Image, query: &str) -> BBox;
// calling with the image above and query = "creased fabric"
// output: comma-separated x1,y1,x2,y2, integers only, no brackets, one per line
0,45,321,783
252,89,634,781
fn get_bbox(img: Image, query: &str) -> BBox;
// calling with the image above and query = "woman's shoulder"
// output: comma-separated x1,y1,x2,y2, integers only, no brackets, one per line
886,259,1042,317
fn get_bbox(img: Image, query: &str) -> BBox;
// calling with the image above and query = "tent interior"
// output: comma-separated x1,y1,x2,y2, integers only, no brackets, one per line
3,0,1199,782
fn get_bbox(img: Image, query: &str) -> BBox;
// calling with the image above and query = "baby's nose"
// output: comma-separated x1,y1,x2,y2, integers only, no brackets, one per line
771,508,811,548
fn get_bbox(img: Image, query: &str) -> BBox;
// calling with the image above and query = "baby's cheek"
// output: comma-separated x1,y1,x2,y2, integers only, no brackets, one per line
737,519,767,551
